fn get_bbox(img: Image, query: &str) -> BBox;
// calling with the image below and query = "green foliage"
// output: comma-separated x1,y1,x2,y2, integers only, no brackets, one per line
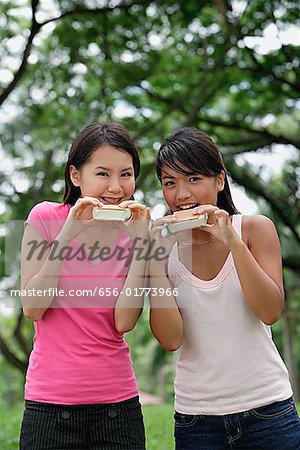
143,404,174,450
0,401,22,449
126,307,176,401
0,355,24,406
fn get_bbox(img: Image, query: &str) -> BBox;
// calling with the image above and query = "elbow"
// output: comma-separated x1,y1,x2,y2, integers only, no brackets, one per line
114,310,142,334
262,313,281,326
155,334,183,352
261,305,283,326
116,325,135,334
150,323,183,352
161,341,181,352
22,308,44,322
255,291,284,326
115,320,136,334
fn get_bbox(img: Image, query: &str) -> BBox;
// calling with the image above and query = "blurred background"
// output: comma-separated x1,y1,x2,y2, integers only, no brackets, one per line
0,0,299,448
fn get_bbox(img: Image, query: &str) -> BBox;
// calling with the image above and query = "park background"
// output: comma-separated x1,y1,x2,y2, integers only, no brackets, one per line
0,0,299,448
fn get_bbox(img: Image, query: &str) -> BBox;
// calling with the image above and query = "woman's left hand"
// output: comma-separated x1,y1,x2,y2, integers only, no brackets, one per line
192,205,240,247
116,201,151,239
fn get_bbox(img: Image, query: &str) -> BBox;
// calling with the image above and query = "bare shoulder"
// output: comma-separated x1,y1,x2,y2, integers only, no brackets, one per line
241,214,278,247
242,214,276,231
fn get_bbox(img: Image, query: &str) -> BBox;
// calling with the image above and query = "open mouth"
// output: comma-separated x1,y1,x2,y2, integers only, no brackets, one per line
100,197,123,204
177,203,200,211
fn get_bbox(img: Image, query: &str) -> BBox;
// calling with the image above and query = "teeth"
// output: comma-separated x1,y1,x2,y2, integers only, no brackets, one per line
179,204,197,210
101,197,121,203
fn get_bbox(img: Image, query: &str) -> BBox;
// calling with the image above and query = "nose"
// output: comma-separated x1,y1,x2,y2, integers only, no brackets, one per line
107,177,122,194
176,183,192,201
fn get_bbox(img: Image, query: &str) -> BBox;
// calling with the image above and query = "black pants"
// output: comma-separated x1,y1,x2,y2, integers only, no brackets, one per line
19,396,146,450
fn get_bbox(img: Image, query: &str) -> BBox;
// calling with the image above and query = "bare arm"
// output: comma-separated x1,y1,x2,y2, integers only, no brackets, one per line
148,217,183,351
114,203,150,333
21,225,71,321
195,206,284,325
114,248,147,334
230,215,284,325
21,197,102,321
149,260,183,351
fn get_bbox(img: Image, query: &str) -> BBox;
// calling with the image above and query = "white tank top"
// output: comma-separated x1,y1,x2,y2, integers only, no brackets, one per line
168,214,292,415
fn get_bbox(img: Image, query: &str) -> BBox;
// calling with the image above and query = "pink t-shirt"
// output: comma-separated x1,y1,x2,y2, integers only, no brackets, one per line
24,201,138,404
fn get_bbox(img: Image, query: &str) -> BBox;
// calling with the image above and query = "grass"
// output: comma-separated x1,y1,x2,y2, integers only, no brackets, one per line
0,402,22,450
143,404,174,450
0,401,299,450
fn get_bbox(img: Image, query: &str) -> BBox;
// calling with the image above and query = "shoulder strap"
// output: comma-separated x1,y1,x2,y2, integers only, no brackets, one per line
231,214,243,239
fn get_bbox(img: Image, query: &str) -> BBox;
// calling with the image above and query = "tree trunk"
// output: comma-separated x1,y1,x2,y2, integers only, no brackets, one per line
281,310,299,402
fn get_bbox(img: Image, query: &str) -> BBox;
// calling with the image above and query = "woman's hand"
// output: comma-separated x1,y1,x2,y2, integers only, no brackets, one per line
192,205,240,247
116,201,151,239
68,196,103,219
59,196,103,243
150,215,178,259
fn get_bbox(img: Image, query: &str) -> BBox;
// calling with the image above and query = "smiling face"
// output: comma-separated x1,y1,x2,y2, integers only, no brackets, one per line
161,164,224,212
69,144,135,204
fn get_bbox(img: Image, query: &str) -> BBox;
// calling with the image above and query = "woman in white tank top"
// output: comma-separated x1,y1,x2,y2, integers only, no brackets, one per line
149,127,300,449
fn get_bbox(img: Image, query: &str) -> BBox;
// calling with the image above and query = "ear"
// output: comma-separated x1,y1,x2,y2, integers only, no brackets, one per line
69,165,81,187
216,170,225,192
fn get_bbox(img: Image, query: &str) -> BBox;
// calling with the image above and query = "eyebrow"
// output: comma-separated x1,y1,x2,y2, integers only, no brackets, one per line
162,172,200,179
161,173,175,179
95,166,133,171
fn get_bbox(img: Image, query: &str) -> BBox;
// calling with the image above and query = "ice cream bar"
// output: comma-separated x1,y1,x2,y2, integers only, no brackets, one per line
161,211,207,237
92,205,131,221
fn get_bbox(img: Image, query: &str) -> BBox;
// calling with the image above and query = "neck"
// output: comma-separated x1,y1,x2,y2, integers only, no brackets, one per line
192,229,212,243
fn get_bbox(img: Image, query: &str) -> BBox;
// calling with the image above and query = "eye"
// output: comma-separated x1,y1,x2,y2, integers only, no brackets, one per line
96,171,108,176
189,176,202,182
163,181,175,187
121,172,133,177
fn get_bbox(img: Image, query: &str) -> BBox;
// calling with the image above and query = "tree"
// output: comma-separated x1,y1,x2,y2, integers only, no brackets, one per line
1,0,299,400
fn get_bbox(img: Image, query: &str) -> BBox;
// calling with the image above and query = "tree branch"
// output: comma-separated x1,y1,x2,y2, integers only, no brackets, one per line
32,149,54,202
285,308,300,319
218,137,276,154
13,310,31,357
135,105,175,139
40,0,153,27
197,115,300,150
226,159,300,243
282,255,300,275
0,332,27,373
141,86,300,150
0,0,153,108
244,46,300,93
213,0,240,38
0,0,41,106
184,48,230,127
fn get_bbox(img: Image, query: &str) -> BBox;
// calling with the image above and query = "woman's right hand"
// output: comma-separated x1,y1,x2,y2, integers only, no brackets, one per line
59,196,103,243
150,215,178,259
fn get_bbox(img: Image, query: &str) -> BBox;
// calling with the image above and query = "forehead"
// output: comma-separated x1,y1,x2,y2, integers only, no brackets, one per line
88,145,133,166
161,164,195,179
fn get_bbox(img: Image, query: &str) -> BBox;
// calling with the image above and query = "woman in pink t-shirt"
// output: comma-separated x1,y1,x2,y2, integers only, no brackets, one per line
19,123,149,450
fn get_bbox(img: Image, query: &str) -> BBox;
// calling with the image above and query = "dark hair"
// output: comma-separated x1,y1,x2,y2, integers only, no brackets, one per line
63,123,140,205
156,127,239,215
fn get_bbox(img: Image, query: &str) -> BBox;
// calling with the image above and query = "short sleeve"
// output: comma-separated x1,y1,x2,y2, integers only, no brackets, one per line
25,202,52,242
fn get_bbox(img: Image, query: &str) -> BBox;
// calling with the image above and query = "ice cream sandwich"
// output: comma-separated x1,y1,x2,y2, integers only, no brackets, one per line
161,210,207,236
92,205,131,221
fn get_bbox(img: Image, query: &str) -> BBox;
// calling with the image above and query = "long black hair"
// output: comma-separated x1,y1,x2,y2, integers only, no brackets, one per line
156,127,239,215
63,123,140,205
